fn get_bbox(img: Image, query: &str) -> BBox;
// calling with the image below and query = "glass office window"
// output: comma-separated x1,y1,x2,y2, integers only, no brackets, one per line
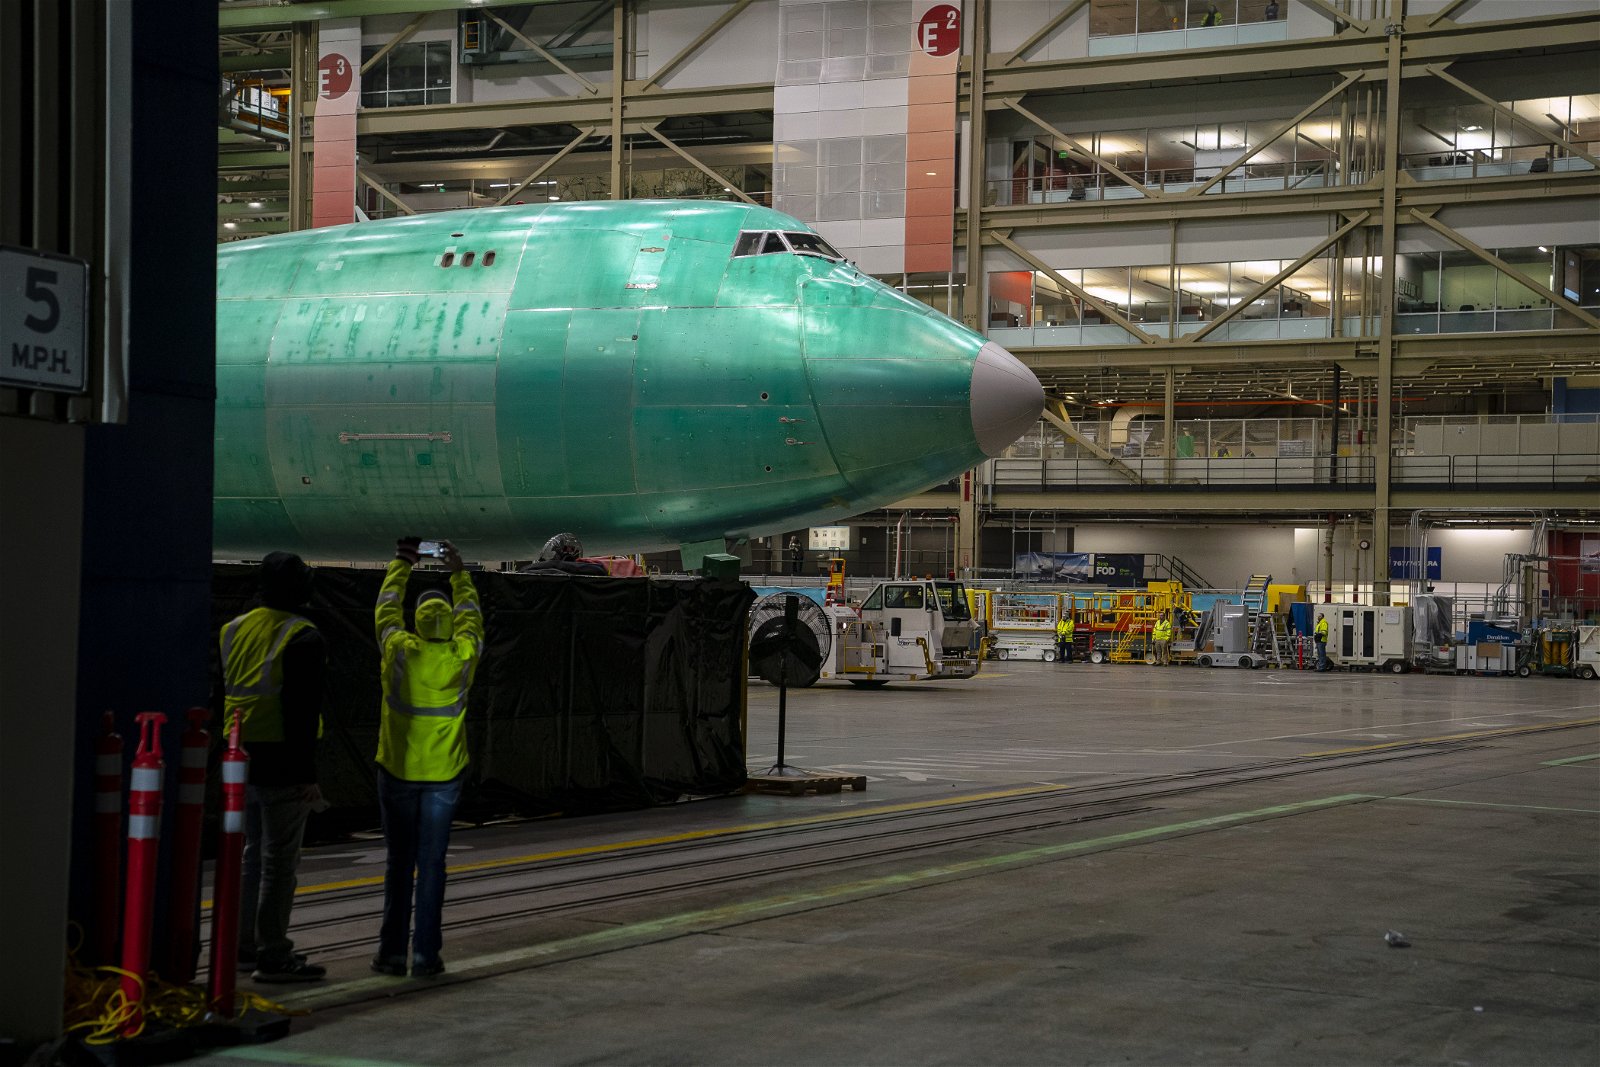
361,40,451,108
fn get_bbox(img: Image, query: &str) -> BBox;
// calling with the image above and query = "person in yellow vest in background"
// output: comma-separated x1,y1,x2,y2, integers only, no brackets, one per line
1152,611,1173,665
1314,613,1331,671
370,536,484,979
220,552,328,983
1055,609,1076,664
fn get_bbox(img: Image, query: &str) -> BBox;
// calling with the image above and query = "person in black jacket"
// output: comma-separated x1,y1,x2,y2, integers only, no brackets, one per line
219,552,328,982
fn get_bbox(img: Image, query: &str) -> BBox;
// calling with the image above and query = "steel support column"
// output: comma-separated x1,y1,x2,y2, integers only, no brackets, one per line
962,0,988,332
289,23,315,230
610,1,624,198
1163,366,1176,483
958,0,990,571
1372,9,1404,606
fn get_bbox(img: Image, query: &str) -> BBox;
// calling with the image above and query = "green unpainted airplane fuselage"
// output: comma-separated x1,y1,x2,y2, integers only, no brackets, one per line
214,200,1042,561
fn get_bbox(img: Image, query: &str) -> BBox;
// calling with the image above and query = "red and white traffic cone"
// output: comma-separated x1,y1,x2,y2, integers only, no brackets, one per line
207,712,249,1018
159,707,210,984
93,711,124,966
119,711,167,1036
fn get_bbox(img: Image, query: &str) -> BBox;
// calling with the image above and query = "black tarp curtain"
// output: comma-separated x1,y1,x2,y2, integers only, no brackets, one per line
211,565,754,839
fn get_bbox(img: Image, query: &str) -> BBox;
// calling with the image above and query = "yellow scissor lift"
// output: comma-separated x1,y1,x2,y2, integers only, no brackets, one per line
1080,582,1194,665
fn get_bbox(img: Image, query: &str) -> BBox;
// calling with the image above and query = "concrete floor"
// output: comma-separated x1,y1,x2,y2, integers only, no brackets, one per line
195,661,1598,1066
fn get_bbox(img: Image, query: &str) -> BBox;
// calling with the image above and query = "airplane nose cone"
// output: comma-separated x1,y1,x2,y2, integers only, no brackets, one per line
970,341,1044,457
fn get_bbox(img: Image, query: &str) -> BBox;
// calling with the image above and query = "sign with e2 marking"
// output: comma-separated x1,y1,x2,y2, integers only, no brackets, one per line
0,246,89,394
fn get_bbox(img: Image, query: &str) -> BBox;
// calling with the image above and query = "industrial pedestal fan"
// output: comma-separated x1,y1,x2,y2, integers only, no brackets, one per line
747,593,831,777
748,592,831,688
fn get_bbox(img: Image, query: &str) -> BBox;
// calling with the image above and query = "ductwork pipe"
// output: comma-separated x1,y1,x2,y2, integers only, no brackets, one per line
390,130,508,157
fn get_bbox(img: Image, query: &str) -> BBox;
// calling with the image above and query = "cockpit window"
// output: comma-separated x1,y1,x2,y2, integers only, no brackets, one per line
731,229,845,262
732,228,844,262
784,232,843,260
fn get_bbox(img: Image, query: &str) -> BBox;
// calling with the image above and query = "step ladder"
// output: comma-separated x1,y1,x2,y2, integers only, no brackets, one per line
1263,613,1295,667
1240,575,1286,667
1241,574,1271,614
1245,609,1288,667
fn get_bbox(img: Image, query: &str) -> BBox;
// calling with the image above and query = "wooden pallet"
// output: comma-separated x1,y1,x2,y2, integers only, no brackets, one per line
745,772,868,796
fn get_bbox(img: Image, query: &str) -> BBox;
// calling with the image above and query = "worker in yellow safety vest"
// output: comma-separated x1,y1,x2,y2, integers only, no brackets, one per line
370,536,484,979
1314,613,1330,671
219,552,328,983
1055,610,1076,664
1152,612,1173,665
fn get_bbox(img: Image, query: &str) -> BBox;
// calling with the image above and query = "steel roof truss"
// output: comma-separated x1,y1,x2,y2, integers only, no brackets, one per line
637,123,759,206
485,7,600,96
1001,97,1163,200
637,0,757,93
495,125,597,205
359,12,428,77
988,231,1161,344
1183,212,1369,344
1000,0,1089,69
1406,209,1600,331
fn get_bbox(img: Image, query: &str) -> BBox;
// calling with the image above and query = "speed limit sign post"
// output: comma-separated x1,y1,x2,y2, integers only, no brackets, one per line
1,246,90,395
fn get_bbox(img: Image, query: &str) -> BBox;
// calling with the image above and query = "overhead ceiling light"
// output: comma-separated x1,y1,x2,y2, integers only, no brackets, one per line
247,201,263,209
548,195,560,201
223,221,238,229
1462,124,1483,132
925,171,937,176
1539,246,1550,253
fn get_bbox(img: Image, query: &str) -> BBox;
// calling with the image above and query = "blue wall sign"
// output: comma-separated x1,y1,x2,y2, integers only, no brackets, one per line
1389,547,1442,580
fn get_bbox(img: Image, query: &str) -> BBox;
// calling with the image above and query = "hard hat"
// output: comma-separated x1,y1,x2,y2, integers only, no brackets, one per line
414,590,453,641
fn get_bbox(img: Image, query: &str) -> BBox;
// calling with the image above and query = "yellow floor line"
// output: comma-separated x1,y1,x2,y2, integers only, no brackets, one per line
275,792,1372,1010
290,781,1078,897
284,715,1597,898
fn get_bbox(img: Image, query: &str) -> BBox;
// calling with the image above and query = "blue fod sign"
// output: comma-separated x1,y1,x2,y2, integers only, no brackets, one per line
1389,547,1442,580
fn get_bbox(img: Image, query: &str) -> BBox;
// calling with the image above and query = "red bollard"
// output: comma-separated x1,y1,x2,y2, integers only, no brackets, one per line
159,707,211,984
119,711,167,1036
207,712,250,1018
93,711,124,965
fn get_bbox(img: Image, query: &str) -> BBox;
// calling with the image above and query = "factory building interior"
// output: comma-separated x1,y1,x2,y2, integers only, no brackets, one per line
1,0,1596,1064
212,0,1600,607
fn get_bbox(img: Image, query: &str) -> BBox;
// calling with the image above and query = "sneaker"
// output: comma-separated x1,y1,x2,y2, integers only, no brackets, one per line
411,958,446,978
252,957,327,983
370,956,408,977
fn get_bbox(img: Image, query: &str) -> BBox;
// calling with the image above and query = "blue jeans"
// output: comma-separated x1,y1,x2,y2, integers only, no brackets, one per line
240,785,314,966
376,767,463,966
1316,638,1328,668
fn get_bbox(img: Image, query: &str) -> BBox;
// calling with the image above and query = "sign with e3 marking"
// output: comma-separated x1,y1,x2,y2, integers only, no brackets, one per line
1,246,89,395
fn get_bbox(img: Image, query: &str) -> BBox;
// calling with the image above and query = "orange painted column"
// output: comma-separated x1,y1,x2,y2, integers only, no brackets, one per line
905,4,961,273
312,19,361,228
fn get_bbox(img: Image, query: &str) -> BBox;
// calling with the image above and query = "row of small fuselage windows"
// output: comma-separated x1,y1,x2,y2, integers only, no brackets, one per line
439,250,496,268
434,232,842,268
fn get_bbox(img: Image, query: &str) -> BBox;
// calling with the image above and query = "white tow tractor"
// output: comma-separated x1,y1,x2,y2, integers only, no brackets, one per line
749,578,989,689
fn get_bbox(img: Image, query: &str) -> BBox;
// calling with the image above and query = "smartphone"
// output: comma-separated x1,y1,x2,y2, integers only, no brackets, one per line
417,540,448,558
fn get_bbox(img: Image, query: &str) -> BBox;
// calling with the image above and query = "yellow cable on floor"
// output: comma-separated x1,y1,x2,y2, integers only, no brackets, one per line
63,936,305,1044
